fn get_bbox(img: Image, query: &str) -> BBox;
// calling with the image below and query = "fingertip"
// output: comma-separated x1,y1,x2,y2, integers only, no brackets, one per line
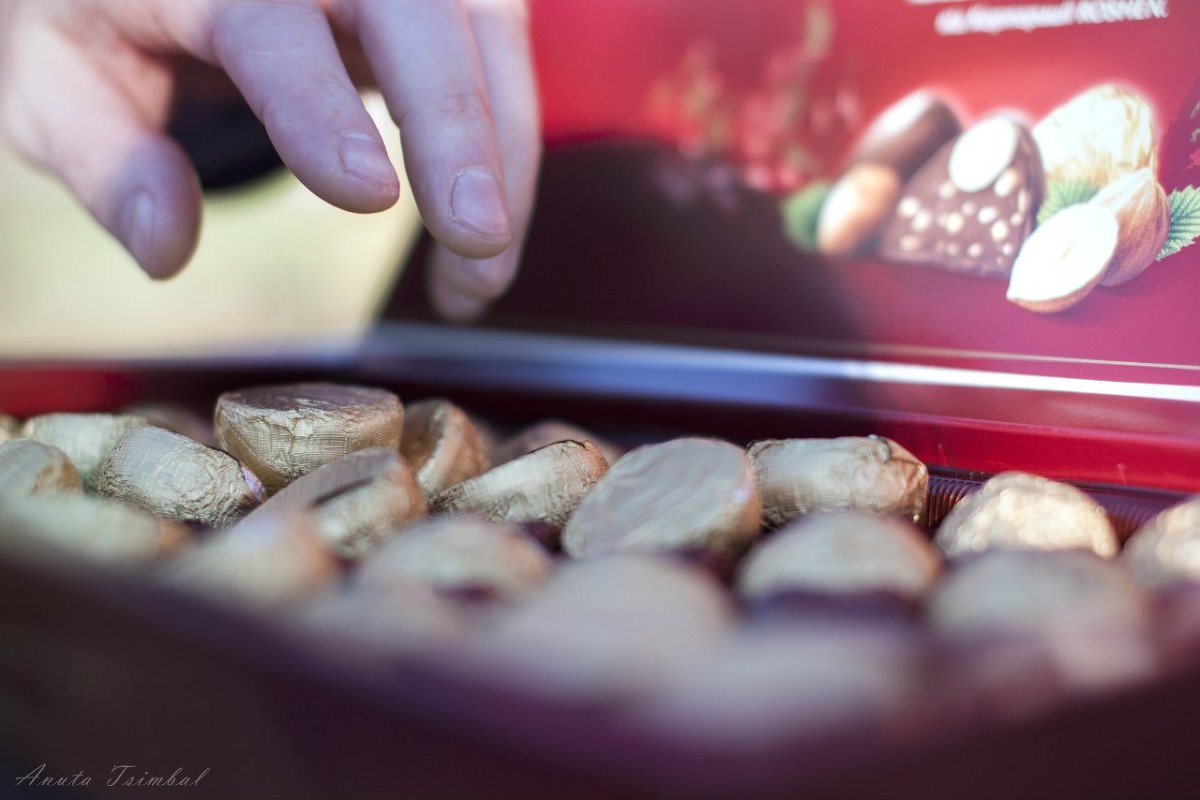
429,242,520,305
354,0,513,259
336,131,402,213
112,141,202,280
431,285,489,323
428,257,490,323
329,177,402,215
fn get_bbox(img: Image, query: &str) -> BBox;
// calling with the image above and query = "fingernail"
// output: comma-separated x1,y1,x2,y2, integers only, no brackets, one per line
451,168,510,240
340,132,393,184
121,190,156,275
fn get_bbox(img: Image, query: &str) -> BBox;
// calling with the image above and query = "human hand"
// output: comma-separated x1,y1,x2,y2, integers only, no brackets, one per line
0,0,540,321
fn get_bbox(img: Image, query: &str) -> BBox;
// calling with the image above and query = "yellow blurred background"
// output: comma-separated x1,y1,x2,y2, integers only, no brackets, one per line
0,94,421,359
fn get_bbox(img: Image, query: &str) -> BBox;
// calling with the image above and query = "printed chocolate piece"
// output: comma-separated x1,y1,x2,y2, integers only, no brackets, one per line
816,163,902,256
96,427,266,527
1091,167,1170,286
21,413,150,489
471,555,733,702
880,116,1044,277
562,438,761,563
356,515,553,599
1006,203,1118,312
0,439,82,495
815,92,960,258
736,512,942,607
400,399,491,499
0,414,18,442
163,510,338,608
1122,496,1200,589
493,420,624,468
748,436,927,528
432,440,608,528
933,471,1117,559
242,447,426,559
215,383,403,494
1033,84,1157,190
849,91,963,180
0,493,189,565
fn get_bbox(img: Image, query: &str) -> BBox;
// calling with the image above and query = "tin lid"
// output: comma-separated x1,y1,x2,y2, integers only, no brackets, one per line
382,0,1200,490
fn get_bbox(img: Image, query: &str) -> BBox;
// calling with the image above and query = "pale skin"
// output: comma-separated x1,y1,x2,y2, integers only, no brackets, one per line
0,0,540,321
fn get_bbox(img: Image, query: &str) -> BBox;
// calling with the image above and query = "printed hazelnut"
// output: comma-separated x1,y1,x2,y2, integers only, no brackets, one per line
1033,84,1157,189
1006,203,1118,313
1090,167,1171,286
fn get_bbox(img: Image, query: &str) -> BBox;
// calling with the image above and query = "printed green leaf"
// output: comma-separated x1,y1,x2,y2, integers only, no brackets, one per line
781,181,831,253
1158,186,1200,260
1036,179,1100,226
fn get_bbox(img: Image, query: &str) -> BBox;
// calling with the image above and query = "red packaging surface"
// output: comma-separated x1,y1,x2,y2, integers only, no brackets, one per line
392,0,1200,491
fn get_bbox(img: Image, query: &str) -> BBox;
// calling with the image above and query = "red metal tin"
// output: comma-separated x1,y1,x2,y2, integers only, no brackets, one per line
5,1,1200,798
